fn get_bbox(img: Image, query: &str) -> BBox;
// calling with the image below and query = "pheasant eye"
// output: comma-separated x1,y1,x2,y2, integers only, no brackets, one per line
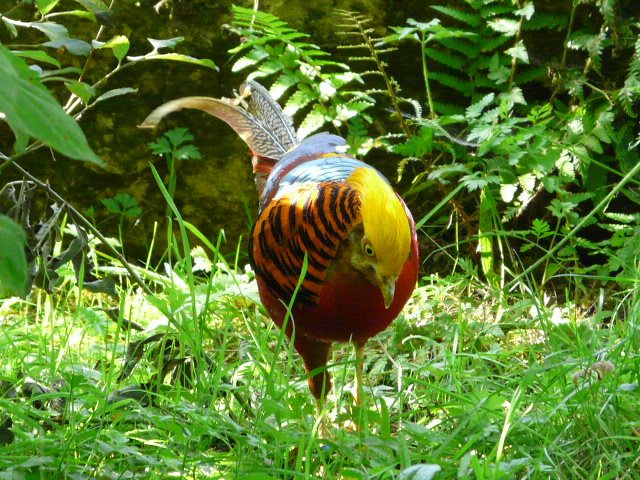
364,244,375,256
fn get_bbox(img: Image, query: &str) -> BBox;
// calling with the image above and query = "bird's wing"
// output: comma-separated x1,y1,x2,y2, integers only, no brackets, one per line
250,181,362,305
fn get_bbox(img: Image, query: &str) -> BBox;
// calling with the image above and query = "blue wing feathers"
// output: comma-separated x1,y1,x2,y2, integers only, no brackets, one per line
260,132,389,209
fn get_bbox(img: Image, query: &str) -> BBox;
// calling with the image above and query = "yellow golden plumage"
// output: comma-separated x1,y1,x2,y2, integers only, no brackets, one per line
346,167,411,278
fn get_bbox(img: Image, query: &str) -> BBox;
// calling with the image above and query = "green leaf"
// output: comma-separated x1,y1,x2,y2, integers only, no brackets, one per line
283,88,315,116
72,0,109,16
297,106,326,139
93,35,129,61
488,18,520,36
424,47,466,70
479,188,496,283
0,46,102,165
393,126,433,157
65,80,96,103
148,37,184,51
139,53,217,70
164,127,194,147
466,93,495,118
429,71,474,96
43,38,92,56
101,193,141,217
32,22,68,41
0,215,28,298
516,3,535,20
36,0,61,14
506,41,529,63
174,144,201,160
2,17,18,38
431,6,480,27
94,87,137,104
11,49,61,68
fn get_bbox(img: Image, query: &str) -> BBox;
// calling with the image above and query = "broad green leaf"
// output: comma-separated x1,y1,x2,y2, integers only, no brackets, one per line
148,37,184,51
0,45,102,165
94,87,137,104
32,22,68,41
0,215,28,298
36,0,61,14
42,38,92,56
93,35,129,61
65,80,96,103
12,50,60,67
138,53,217,70
73,0,109,15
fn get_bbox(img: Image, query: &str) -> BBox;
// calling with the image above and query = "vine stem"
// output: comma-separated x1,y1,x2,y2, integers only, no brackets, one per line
420,33,436,119
561,0,579,70
508,14,525,88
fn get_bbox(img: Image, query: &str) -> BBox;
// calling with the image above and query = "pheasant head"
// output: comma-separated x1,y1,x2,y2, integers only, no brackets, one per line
345,167,412,309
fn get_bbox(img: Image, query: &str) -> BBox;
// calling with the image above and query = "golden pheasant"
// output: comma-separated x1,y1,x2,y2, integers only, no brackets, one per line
141,81,419,415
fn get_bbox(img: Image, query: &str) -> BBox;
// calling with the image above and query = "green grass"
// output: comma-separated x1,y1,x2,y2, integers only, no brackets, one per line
0,227,639,480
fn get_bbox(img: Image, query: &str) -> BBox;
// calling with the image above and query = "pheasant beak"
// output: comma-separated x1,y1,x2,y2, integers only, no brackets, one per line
379,276,396,309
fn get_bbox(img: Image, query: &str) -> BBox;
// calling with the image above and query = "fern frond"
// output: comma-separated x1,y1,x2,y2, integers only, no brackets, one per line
480,35,511,52
425,47,466,70
480,4,516,18
515,66,546,85
431,5,481,27
429,71,475,96
524,13,568,31
436,37,480,57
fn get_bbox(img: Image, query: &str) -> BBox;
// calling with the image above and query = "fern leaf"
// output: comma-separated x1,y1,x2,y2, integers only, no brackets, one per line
524,13,568,31
269,73,297,100
429,71,475,96
515,66,546,84
481,4,516,18
488,18,520,37
431,5,481,27
481,34,512,51
425,47,466,70
232,48,270,72
466,93,495,118
282,89,315,116
297,105,326,139
436,37,480,57
433,101,465,115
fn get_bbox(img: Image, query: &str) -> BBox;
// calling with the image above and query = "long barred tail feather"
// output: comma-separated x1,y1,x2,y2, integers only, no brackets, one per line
139,80,299,194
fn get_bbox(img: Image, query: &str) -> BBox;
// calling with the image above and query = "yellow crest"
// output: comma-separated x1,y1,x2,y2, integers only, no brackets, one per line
347,167,412,276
